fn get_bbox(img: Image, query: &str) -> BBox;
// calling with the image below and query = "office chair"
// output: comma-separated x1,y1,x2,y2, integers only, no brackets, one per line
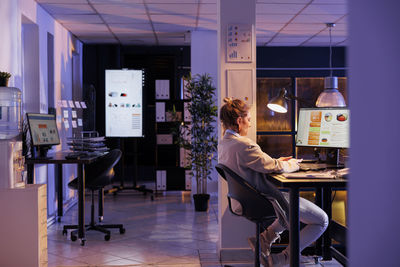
215,163,289,267
63,149,126,242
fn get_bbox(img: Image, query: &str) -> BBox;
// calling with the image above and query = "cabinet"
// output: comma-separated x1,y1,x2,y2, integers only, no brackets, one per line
0,184,47,267
155,79,191,192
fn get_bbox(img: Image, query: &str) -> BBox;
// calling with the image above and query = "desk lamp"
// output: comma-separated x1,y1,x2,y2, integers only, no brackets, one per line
267,88,313,113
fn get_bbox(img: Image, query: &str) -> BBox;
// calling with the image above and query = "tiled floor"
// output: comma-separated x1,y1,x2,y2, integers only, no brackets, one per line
47,189,343,267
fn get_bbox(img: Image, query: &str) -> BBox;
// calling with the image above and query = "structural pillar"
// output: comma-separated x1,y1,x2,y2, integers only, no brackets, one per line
217,0,257,262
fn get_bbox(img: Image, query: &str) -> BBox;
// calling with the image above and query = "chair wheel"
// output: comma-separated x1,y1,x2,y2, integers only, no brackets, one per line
62,229,67,236
80,239,85,246
71,233,77,241
104,234,111,241
119,228,126,234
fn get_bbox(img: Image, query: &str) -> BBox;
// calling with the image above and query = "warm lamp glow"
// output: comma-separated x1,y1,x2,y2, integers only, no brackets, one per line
267,103,287,113
267,88,288,113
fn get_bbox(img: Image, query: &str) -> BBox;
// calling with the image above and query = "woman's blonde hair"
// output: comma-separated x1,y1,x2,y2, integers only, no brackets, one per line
220,97,250,133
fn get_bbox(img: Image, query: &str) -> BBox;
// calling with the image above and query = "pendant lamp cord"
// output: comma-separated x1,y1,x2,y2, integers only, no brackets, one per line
329,24,333,77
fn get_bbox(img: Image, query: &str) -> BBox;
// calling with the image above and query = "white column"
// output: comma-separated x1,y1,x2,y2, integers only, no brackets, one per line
217,0,256,262
349,1,400,266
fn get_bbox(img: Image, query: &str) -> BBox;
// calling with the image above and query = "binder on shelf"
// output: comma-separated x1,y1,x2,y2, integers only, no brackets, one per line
162,170,166,190
156,170,162,190
180,147,190,167
183,102,191,122
181,78,190,100
156,170,167,191
182,124,192,143
155,80,170,100
185,170,192,190
157,134,173,145
155,102,165,122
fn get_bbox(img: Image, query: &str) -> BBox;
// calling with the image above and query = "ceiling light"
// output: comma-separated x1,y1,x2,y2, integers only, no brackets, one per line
315,23,346,107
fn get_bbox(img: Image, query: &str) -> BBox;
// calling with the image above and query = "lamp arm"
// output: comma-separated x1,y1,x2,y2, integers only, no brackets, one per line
285,92,315,108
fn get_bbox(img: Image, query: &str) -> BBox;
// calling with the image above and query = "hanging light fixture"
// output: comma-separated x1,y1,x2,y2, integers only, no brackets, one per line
315,23,346,107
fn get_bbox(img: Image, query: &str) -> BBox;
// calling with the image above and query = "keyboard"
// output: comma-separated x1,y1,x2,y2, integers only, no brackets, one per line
299,163,329,171
65,152,89,159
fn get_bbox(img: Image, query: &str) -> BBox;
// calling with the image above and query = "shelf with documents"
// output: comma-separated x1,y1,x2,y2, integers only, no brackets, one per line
154,97,191,192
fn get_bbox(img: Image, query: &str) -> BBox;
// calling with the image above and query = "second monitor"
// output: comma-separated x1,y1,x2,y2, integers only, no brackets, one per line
27,113,60,158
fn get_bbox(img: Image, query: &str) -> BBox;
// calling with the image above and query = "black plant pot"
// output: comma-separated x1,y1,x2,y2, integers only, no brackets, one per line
0,77,9,87
193,193,210,212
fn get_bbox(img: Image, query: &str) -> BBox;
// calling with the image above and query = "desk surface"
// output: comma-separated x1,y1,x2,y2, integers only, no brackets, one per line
25,151,101,164
268,173,347,188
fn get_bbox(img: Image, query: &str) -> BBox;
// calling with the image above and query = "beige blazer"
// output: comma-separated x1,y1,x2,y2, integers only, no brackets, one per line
218,131,286,192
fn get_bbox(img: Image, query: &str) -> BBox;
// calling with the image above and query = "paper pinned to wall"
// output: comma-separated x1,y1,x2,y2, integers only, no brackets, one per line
71,110,77,118
63,110,69,118
74,101,81,108
61,100,68,108
77,119,83,126
63,120,70,129
68,100,75,108
71,120,77,128
227,69,253,104
80,102,87,108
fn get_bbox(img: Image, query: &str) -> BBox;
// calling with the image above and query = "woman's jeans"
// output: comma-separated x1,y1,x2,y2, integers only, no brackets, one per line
269,191,329,253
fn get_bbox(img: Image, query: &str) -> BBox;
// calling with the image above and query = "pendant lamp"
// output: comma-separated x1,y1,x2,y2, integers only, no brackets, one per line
315,23,346,107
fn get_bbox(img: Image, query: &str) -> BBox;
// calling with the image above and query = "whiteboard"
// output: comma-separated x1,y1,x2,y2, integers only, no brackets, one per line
105,69,144,137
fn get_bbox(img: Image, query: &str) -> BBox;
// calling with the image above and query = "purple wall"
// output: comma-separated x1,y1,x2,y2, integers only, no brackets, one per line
349,0,400,266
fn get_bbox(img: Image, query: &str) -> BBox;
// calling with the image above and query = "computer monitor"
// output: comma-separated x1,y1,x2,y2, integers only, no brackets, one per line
296,107,350,149
27,113,60,157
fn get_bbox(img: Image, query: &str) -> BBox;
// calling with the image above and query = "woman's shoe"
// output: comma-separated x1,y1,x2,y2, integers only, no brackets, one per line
260,229,281,256
260,253,273,267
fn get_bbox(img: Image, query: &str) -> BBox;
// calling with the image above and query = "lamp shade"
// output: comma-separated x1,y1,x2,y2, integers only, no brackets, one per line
316,77,346,107
267,88,288,113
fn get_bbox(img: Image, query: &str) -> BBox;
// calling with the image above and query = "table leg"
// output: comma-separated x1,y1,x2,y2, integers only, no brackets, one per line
289,187,300,267
27,164,34,184
55,164,63,221
315,187,323,255
322,187,333,260
78,164,86,243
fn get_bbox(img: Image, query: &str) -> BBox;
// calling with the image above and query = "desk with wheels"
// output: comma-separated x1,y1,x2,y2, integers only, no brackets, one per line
267,173,347,267
26,152,102,246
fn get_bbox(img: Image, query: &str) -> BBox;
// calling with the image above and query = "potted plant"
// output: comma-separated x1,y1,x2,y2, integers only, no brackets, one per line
0,71,11,87
179,73,218,212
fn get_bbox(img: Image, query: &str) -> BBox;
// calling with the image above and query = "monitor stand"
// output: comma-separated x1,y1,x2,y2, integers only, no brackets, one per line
32,146,52,159
325,148,344,168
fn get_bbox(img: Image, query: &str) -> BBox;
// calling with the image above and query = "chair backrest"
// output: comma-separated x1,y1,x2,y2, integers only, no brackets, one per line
85,149,122,188
216,163,289,228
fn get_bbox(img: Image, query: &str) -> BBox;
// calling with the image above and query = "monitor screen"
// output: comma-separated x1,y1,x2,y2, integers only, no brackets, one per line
27,113,60,146
296,108,350,148
105,69,144,137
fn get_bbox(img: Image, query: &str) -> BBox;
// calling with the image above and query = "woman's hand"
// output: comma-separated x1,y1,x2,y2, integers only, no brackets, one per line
278,156,293,161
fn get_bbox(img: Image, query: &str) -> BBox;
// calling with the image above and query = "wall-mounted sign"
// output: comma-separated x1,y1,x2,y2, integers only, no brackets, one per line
226,24,252,63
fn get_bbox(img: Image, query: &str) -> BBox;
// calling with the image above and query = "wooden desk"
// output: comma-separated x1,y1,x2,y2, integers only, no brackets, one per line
26,152,102,245
267,173,347,267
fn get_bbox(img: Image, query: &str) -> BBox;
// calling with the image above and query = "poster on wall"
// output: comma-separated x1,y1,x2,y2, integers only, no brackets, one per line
105,69,144,137
226,24,252,62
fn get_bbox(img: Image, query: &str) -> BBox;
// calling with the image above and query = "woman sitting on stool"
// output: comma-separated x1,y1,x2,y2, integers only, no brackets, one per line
218,97,328,266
